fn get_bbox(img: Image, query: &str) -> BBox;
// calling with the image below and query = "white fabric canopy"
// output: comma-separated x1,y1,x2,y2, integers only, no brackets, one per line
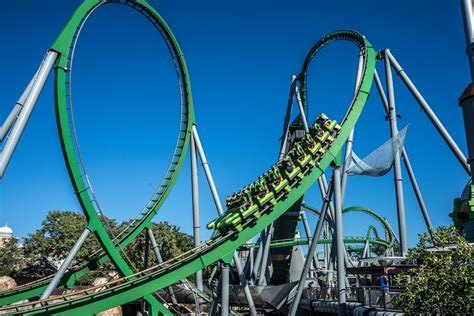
345,125,409,177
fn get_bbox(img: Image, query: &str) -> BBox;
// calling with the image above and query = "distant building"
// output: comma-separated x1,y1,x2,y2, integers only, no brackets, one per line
0,223,14,247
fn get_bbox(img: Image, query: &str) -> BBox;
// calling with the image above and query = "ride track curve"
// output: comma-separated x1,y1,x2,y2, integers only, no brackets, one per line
0,0,195,313
0,26,376,315
301,204,398,248
237,236,391,251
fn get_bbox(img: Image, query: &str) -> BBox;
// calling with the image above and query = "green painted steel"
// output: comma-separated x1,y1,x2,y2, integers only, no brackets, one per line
237,236,390,250
302,204,396,247
0,30,376,315
451,185,474,228
0,0,195,313
366,224,380,240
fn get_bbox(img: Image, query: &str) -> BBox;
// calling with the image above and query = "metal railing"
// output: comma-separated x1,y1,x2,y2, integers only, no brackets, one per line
303,286,404,311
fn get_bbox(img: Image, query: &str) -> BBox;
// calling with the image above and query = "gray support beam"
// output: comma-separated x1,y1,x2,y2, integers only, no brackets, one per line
319,175,353,281
300,210,319,272
191,125,225,215
0,105,21,142
147,228,178,306
384,52,408,256
0,70,38,141
0,50,58,178
385,50,471,175
318,176,335,222
144,233,150,268
341,53,364,201
233,253,257,314
190,132,203,291
374,70,434,234
289,179,334,316
221,264,230,316
460,0,474,241
279,76,297,160
341,130,354,202
249,247,254,280
257,224,274,286
243,246,255,282
328,237,336,284
210,263,221,316
192,126,257,315
251,233,265,283
209,265,218,284
142,235,150,314
323,223,330,271
403,145,434,232
209,280,219,316
343,247,354,269
460,90,474,182
320,174,355,277
461,0,474,82
461,0,474,177
294,83,310,133
40,228,90,299
333,168,347,316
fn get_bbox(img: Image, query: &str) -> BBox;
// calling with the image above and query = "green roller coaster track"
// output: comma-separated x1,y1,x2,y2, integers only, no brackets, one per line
1,0,194,314
234,205,397,251
301,204,398,248
0,18,377,313
237,236,391,251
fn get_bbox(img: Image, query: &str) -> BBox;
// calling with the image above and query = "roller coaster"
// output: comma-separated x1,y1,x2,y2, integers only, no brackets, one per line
0,0,473,315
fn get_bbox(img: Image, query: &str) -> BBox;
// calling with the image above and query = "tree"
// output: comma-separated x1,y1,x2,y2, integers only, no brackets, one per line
395,226,474,314
23,211,105,266
22,211,194,282
0,238,25,276
122,221,194,270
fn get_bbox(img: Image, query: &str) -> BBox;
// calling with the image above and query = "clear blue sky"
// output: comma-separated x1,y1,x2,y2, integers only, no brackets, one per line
0,0,471,249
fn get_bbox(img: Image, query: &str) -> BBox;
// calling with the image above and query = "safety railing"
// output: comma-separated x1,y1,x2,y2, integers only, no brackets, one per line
303,286,404,311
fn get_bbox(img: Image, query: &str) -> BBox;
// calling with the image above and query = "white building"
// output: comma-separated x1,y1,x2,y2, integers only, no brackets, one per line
0,224,13,247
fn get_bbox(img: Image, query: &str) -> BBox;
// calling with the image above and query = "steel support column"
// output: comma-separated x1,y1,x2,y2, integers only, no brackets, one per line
220,264,230,316
341,53,364,201
146,228,178,306
0,69,38,141
461,0,474,82
40,228,91,299
294,83,310,133
248,247,254,281
300,210,319,274
0,51,58,178
385,50,470,175
279,76,297,160
374,70,434,234
251,232,265,283
190,131,203,290
384,51,408,256
289,179,334,316
333,168,347,316
192,126,257,315
257,224,273,286
460,0,474,241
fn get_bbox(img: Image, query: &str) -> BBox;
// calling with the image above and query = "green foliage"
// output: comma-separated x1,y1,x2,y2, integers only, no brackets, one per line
346,245,364,258
21,211,193,284
0,238,25,276
395,226,474,314
23,211,101,265
122,221,194,271
346,243,386,259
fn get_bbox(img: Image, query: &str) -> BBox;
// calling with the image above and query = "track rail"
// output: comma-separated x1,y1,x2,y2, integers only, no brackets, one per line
237,236,390,250
0,0,195,310
0,30,376,315
301,204,396,247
